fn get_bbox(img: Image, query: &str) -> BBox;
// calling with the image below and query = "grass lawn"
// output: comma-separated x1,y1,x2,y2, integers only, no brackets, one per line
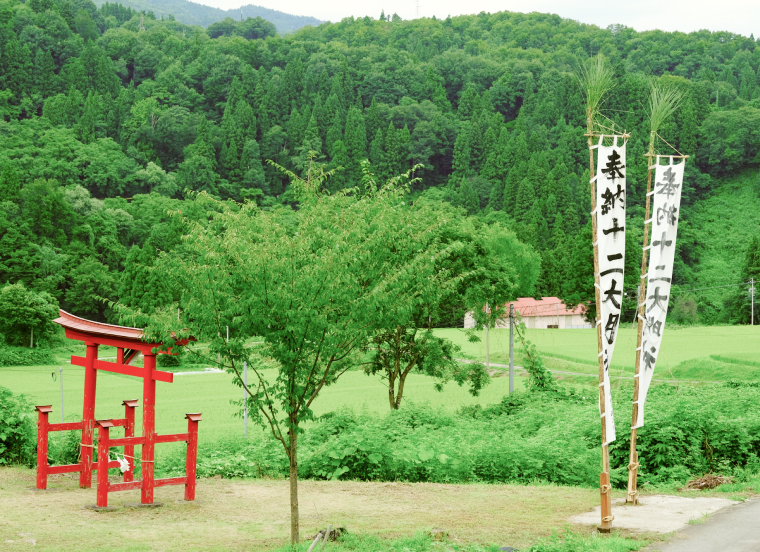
436,326,760,381
0,465,653,551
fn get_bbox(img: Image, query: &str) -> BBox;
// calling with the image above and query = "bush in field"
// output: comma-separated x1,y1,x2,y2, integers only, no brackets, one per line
156,351,182,367
161,383,760,488
0,386,35,466
611,381,760,485
0,347,55,366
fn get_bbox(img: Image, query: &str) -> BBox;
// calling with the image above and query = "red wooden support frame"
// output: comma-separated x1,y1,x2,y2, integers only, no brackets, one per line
35,406,52,489
88,413,202,507
96,420,113,507
123,400,138,482
35,402,130,490
185,414,202,501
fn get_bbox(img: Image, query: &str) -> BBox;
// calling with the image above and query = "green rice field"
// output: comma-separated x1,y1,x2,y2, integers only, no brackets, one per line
436,325,760,380
2,324,758,460
0,346,527,451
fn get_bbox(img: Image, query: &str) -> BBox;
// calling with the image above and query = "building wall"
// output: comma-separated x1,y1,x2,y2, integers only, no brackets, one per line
464,311,591,329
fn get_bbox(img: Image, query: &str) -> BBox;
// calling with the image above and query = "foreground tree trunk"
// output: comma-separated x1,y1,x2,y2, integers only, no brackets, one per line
289,427,299,544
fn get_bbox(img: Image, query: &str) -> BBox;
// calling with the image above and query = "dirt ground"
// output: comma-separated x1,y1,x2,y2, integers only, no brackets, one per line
1,466,614,551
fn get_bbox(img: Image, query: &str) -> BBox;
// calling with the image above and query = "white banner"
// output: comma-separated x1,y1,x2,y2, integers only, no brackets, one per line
634,157,686,429
595,136,627,446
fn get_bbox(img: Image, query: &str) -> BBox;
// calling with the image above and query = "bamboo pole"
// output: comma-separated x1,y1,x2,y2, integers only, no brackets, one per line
588,133,613,533
627,146,690,504
626,138,656,505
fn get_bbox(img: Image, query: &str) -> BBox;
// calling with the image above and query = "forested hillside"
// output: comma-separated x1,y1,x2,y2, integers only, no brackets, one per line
1,0,759,329
91,0,323,34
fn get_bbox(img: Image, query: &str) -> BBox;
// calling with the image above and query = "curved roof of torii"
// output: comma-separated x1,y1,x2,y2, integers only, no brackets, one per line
53,309,155,348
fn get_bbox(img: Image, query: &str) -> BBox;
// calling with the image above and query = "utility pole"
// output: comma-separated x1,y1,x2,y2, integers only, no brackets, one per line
59,367,64,453
244,361,248,439
509,304,514,394
485,303,490,373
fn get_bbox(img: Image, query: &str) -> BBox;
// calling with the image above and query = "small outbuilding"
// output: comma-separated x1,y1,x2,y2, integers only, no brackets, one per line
464,297,590,329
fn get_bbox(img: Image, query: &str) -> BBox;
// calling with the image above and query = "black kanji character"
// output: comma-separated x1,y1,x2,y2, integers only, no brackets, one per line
604,313,620,345
603,279,622,310
601,184,625,215
656,202,678,226
644,316,662,337
601,150,626,180
647,286,669,313
642,343,657,372
602,217,625,236
656,167,680,198
652,231,673,255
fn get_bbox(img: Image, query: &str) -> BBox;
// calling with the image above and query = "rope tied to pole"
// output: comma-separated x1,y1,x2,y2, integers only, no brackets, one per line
628,462,640,471
79,442,154,462
602,516,615,522
600,484,611,494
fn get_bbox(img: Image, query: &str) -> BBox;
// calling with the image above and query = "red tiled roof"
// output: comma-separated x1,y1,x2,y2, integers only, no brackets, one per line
53,310,145,341
504,297,585,318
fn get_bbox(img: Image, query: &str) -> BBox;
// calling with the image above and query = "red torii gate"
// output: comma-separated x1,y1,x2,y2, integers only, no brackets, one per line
35,310,200,508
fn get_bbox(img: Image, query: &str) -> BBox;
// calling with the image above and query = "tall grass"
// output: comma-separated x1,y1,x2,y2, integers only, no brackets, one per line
645,78,686,161
648,79,685,139
577,55,616,135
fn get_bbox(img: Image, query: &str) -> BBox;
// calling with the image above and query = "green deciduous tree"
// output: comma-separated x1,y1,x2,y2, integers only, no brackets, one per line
0,282,59,346
136,160,468,544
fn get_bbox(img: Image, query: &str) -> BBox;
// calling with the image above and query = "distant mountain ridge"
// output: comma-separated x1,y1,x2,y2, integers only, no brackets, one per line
92,0,323,33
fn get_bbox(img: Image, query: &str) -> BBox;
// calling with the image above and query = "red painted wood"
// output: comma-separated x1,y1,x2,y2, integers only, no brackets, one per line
141,354,156,504
123,400,137,483
70,357,174,383
185,414,201,501
80,344,98,489
96,422,111,507
36,407,50,490
63,328,157,353
91,460,121,470
47,422,84,432
108,480,143,492
109,436,145,447
154,433,189,444
47,464,83,475
154,477,186,488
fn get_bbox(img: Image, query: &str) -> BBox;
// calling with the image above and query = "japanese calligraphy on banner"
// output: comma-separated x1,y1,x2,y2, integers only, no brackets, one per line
595,136,627,446
634,157,686,429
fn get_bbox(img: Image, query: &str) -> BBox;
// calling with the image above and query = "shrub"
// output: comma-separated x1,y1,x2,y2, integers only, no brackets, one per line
0,347,55,367
156,435,287,479
0,386,36,466
157,352,182,367
160,383,760,488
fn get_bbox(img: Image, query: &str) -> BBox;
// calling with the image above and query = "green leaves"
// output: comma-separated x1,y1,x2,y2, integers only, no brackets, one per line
0,283,59,347
417,447,435,462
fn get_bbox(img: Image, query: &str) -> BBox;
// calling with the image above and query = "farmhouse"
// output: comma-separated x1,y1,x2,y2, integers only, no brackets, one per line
464,297,590,329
